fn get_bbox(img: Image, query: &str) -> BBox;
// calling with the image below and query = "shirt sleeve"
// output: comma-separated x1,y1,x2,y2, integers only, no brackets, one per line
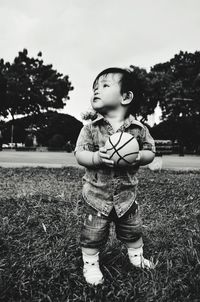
140,126,156,153
74,124,94,153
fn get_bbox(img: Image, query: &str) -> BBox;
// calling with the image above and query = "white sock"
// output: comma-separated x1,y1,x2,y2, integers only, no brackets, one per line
128,245,153,269
82,251,104,285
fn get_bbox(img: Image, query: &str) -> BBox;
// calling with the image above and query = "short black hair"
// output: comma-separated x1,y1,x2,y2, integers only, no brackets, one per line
93,67,144,115
93,67,133,93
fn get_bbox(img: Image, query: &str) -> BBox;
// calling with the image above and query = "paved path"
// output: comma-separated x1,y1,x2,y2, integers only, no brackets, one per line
0,151,77,168
0,150,200,170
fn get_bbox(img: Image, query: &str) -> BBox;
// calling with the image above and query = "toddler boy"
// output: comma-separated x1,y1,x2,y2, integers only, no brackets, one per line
75,67,155,285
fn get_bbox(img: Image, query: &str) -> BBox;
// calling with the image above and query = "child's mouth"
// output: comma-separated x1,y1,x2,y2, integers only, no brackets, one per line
93,97,101,102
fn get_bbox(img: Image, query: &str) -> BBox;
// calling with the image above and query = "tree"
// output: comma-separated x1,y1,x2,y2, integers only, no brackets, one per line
129,65,159,121
149,51,200,154
0,59,9,118
0,49,74,120
151,116,200,154
150,51,200,121
1,112,83,147
37,111,82,146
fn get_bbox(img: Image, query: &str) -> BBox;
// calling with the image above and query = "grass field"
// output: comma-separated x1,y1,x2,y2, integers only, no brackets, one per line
0,167,200,302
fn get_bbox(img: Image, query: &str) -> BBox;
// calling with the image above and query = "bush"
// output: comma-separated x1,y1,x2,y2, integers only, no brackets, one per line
48,134,66,150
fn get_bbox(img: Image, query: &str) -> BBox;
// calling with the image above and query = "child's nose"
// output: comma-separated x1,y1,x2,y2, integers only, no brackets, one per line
94,87,99,94
94,91,100,97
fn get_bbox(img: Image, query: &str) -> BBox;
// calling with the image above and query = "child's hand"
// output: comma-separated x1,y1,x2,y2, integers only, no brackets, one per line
99,147,114,167
131,152,141,167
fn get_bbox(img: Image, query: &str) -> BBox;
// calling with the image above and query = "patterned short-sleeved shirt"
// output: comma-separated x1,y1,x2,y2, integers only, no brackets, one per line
75,114,155,217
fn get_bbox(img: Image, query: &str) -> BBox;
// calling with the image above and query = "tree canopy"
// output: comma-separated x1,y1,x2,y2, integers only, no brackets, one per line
150,51,200,121
128,65,159,121
0,49,74,120
1,49,199,125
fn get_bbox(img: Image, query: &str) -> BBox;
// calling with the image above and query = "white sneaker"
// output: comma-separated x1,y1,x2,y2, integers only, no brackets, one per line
128,246,153,269
82,252,104,285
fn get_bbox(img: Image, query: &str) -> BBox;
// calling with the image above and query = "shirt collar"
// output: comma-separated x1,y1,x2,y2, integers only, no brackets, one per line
91,113,144,129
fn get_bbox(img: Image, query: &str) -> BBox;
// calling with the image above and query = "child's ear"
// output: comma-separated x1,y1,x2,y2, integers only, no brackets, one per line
121,91,134,105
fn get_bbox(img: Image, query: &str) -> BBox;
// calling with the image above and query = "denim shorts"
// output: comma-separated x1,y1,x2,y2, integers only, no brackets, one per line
80,201,143,249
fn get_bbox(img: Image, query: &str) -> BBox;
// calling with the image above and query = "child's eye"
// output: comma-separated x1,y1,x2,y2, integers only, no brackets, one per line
103,84,109,87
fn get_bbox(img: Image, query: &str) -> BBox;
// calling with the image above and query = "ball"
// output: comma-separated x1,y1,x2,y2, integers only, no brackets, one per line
105,132,139,167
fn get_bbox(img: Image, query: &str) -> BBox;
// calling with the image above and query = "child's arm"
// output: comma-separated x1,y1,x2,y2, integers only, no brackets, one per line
133,125,156,167
75,148,114,168
136,150,155,166
75,123,114,168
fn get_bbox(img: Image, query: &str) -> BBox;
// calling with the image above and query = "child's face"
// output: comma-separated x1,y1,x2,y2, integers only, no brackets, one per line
91,73,123,114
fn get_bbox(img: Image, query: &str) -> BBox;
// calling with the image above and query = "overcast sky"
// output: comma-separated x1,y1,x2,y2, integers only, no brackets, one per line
0,0,200,121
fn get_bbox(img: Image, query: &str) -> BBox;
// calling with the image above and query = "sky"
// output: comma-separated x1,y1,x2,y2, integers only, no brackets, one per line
0,0,200,123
